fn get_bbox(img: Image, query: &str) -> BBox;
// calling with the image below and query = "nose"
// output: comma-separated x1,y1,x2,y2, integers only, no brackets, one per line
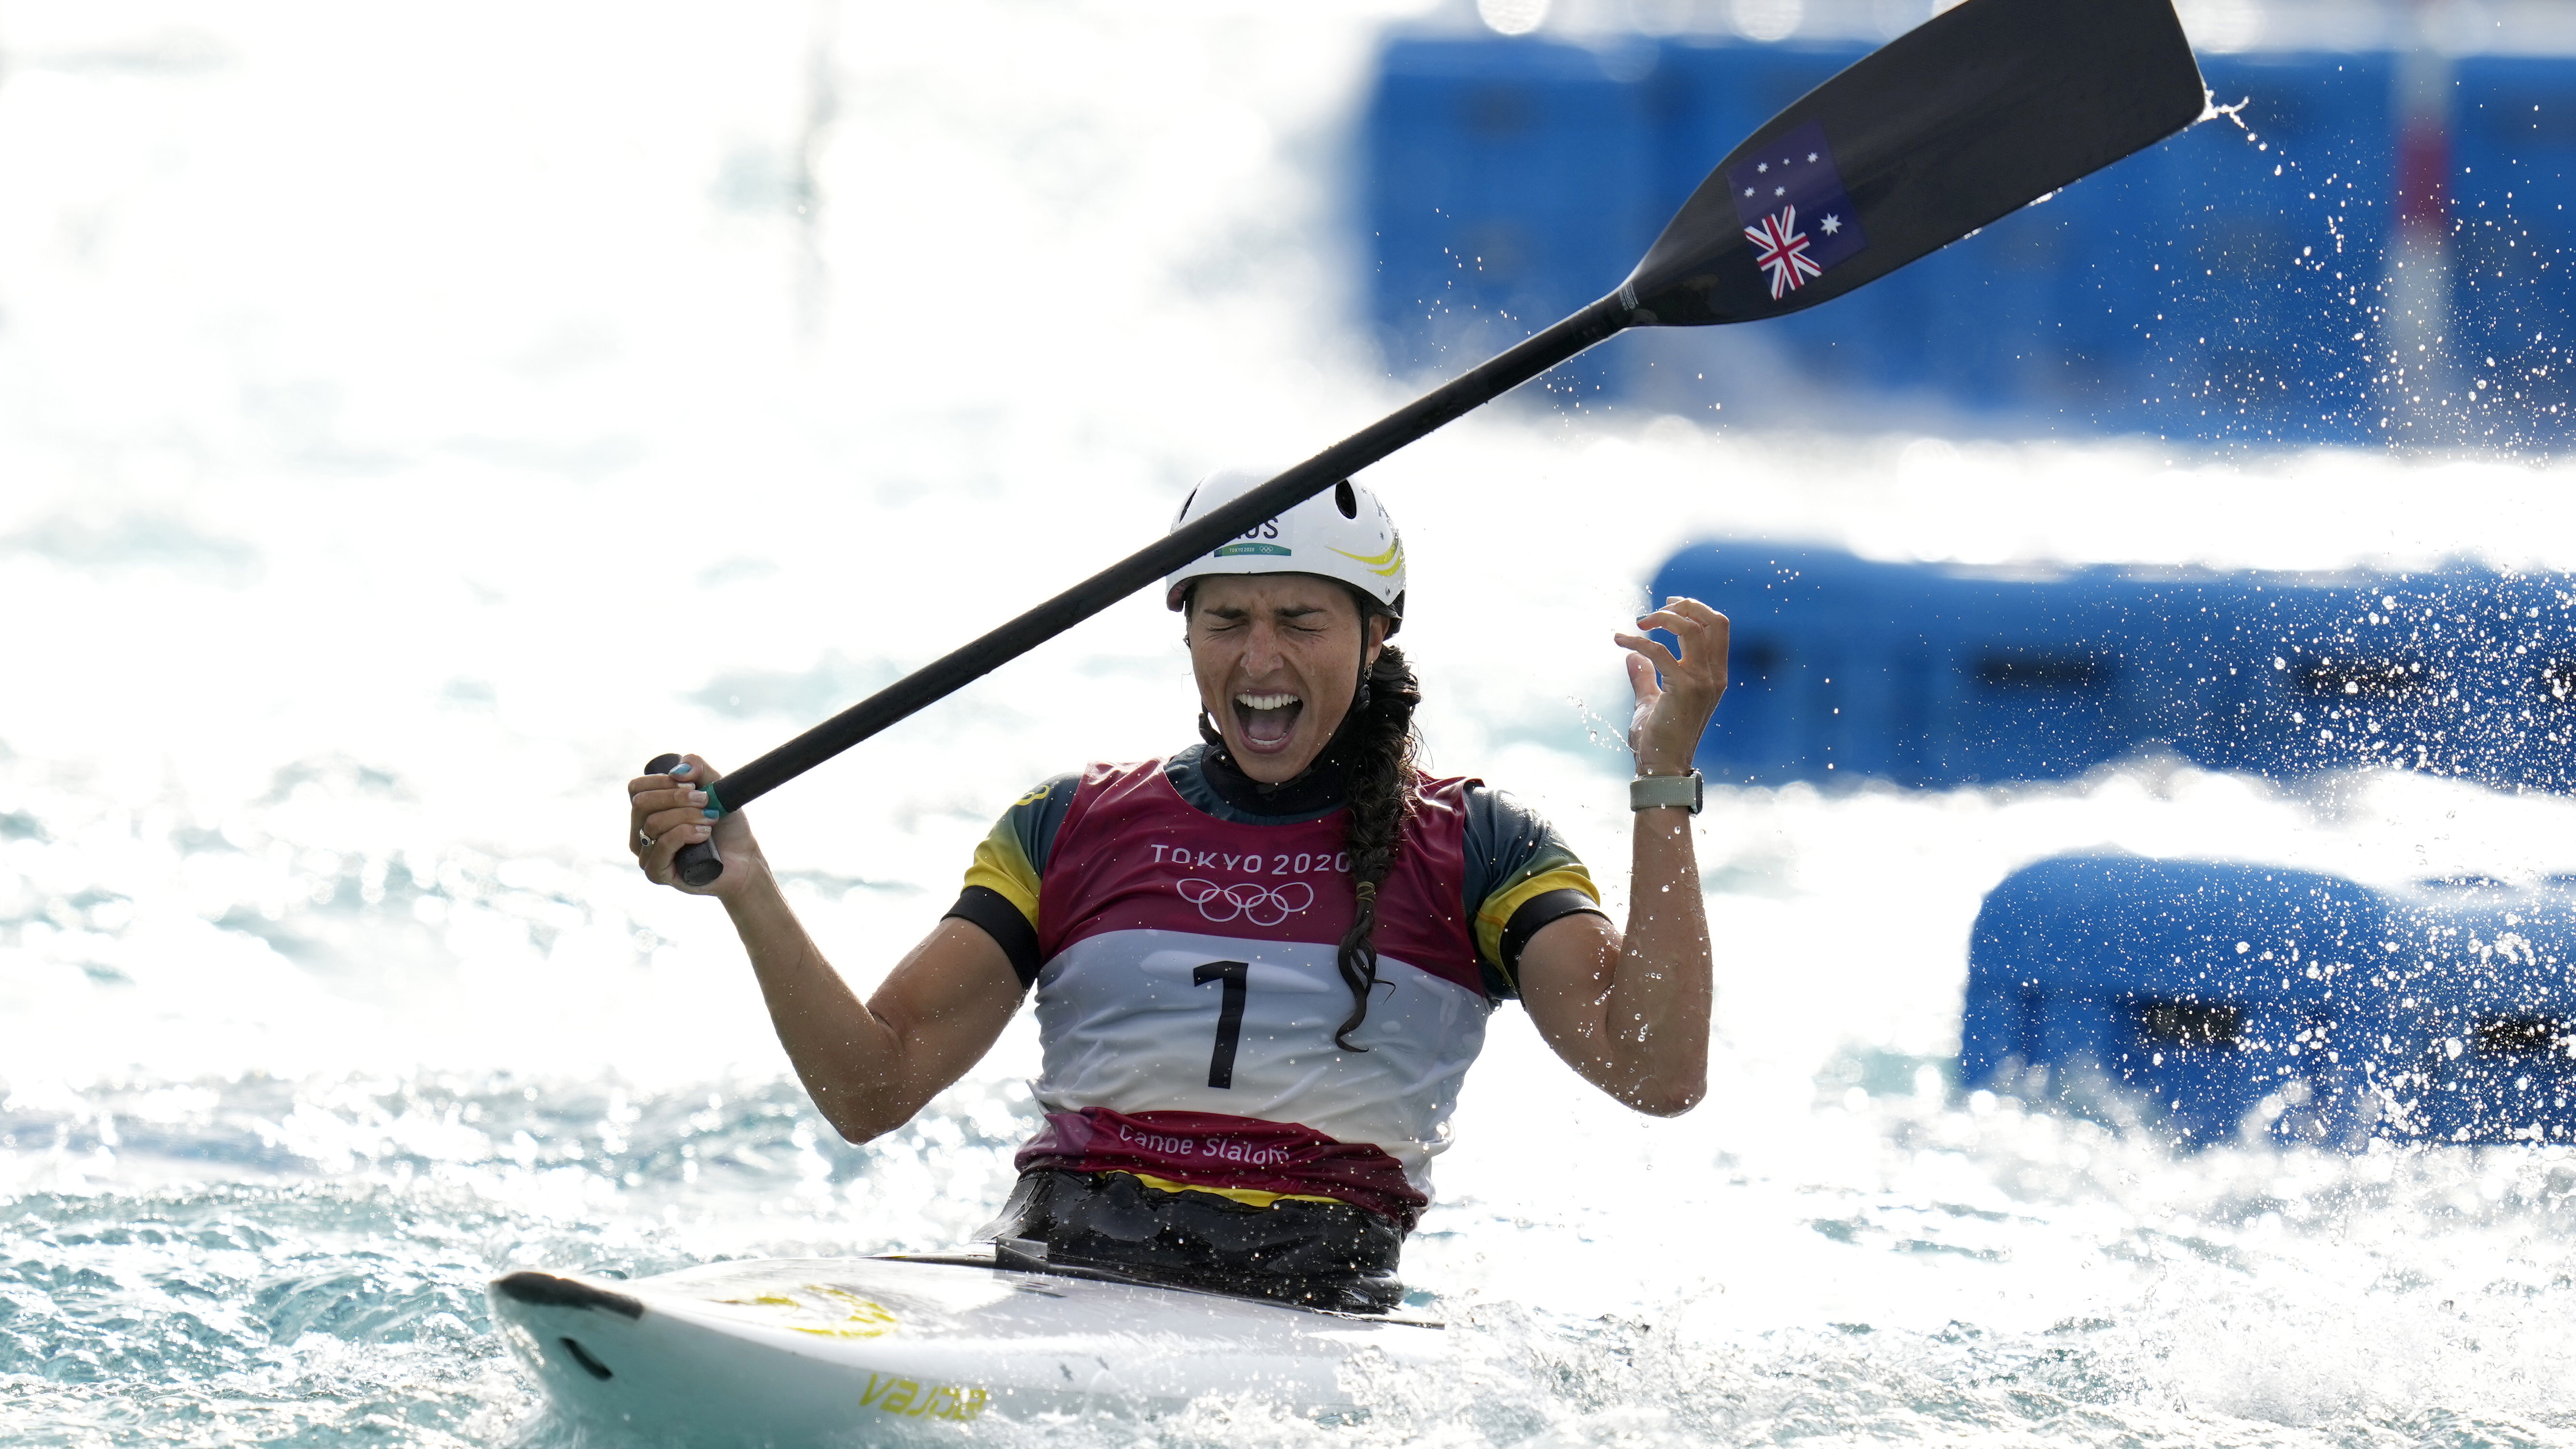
1240,618,1290,675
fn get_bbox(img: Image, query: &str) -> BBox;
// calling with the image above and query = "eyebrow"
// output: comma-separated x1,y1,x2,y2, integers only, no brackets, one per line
1200,602,1333,620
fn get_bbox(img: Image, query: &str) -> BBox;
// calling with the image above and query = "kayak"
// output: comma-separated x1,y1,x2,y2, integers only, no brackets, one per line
488,1245,1446,1440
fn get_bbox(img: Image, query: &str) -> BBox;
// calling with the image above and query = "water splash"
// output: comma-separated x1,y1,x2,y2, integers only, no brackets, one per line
15,2,2576,1445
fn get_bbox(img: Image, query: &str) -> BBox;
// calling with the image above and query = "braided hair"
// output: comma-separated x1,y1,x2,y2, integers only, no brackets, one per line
1331,635,1422,1051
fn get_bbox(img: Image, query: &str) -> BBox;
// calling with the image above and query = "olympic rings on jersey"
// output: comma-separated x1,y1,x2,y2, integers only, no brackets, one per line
1175,878,1315,926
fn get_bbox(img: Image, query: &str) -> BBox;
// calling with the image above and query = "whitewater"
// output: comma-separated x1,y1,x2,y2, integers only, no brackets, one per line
11,1,2576,1444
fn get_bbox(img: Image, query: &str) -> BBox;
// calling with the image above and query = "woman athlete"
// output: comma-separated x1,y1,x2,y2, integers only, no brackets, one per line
628,470,1727,1310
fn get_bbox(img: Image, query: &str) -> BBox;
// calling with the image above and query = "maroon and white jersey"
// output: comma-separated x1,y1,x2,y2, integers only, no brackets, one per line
947,746,1604,1226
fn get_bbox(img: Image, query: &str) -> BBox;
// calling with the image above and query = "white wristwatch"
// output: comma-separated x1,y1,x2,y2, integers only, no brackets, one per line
1630,770,1704,814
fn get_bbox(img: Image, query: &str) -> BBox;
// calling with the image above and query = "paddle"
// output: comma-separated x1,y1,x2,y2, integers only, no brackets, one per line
649,0,2204,886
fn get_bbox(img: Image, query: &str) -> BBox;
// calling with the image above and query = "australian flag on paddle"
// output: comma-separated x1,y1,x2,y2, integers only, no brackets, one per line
1724,120,1868,302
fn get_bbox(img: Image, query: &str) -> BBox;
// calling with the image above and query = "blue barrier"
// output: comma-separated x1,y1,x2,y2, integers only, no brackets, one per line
1651,541,2576,793
2378,875,2576,1142
2449,55,2576,442
1360,38,2486,441
1966,857,2576,1146
1963,855,2390,1145
1363,38,1663,400
2111,53,2393,442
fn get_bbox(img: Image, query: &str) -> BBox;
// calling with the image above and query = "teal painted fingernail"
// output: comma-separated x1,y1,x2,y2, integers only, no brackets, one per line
702,808,720,819
672,762,693,775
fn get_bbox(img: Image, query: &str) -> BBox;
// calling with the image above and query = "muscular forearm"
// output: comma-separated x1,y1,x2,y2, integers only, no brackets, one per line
720,863,914,1141
1601,806,1712,1112
1522,804,1714,1114
635,758,1020,1144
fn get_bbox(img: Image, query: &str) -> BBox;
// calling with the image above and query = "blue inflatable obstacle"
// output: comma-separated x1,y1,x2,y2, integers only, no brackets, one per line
1652,542,2576,794
1965,856,2576,1146
1359,35,2576,443
2377,876,2576,1143
1963,856,2394,1146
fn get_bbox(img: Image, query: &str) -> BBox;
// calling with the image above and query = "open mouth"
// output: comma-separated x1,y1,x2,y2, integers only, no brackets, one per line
1232,691,1303,752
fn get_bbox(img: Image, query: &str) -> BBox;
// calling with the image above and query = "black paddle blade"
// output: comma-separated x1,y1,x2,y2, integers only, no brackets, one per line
1620,0,2204,327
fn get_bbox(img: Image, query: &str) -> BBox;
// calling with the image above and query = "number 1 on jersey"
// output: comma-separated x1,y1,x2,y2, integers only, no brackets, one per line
1192,960,1249,1088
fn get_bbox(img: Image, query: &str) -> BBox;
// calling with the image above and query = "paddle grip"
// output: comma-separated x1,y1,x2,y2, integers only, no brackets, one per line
643,753,726,888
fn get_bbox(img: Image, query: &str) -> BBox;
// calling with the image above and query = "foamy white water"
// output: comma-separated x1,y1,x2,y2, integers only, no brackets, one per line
10,3,2576,1444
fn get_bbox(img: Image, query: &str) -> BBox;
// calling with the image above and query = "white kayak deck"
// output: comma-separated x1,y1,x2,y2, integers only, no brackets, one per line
489,1251,1446,1442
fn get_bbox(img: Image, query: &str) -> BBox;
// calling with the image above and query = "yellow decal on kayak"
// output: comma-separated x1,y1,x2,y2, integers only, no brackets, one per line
714,1285,900,1339
862,1374,989,1421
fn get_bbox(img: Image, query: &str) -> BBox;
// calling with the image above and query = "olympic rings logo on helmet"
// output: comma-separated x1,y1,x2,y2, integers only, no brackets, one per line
1175,878,1316,926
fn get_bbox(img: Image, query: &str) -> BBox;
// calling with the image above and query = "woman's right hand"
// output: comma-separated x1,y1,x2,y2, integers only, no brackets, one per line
628,753,763,898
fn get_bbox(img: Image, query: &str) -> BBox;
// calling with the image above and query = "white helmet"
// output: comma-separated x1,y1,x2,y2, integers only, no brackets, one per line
1163,467,1406,632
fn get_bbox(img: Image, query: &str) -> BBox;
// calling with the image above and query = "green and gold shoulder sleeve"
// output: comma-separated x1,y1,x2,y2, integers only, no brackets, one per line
943,774,1080,986
1461,785,1606,1000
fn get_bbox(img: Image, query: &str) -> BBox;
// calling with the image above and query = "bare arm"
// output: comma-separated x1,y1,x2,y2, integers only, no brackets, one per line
1517,597,1727,1116
1515,817,1711,1115
630,755,1025,1143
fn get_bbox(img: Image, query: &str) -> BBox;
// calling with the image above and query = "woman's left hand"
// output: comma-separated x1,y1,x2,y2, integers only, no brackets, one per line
1613,596,1730,776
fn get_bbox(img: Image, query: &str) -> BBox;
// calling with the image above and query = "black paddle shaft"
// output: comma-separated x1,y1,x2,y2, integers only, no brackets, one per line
648,296,1631,886
647,0,2204,888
